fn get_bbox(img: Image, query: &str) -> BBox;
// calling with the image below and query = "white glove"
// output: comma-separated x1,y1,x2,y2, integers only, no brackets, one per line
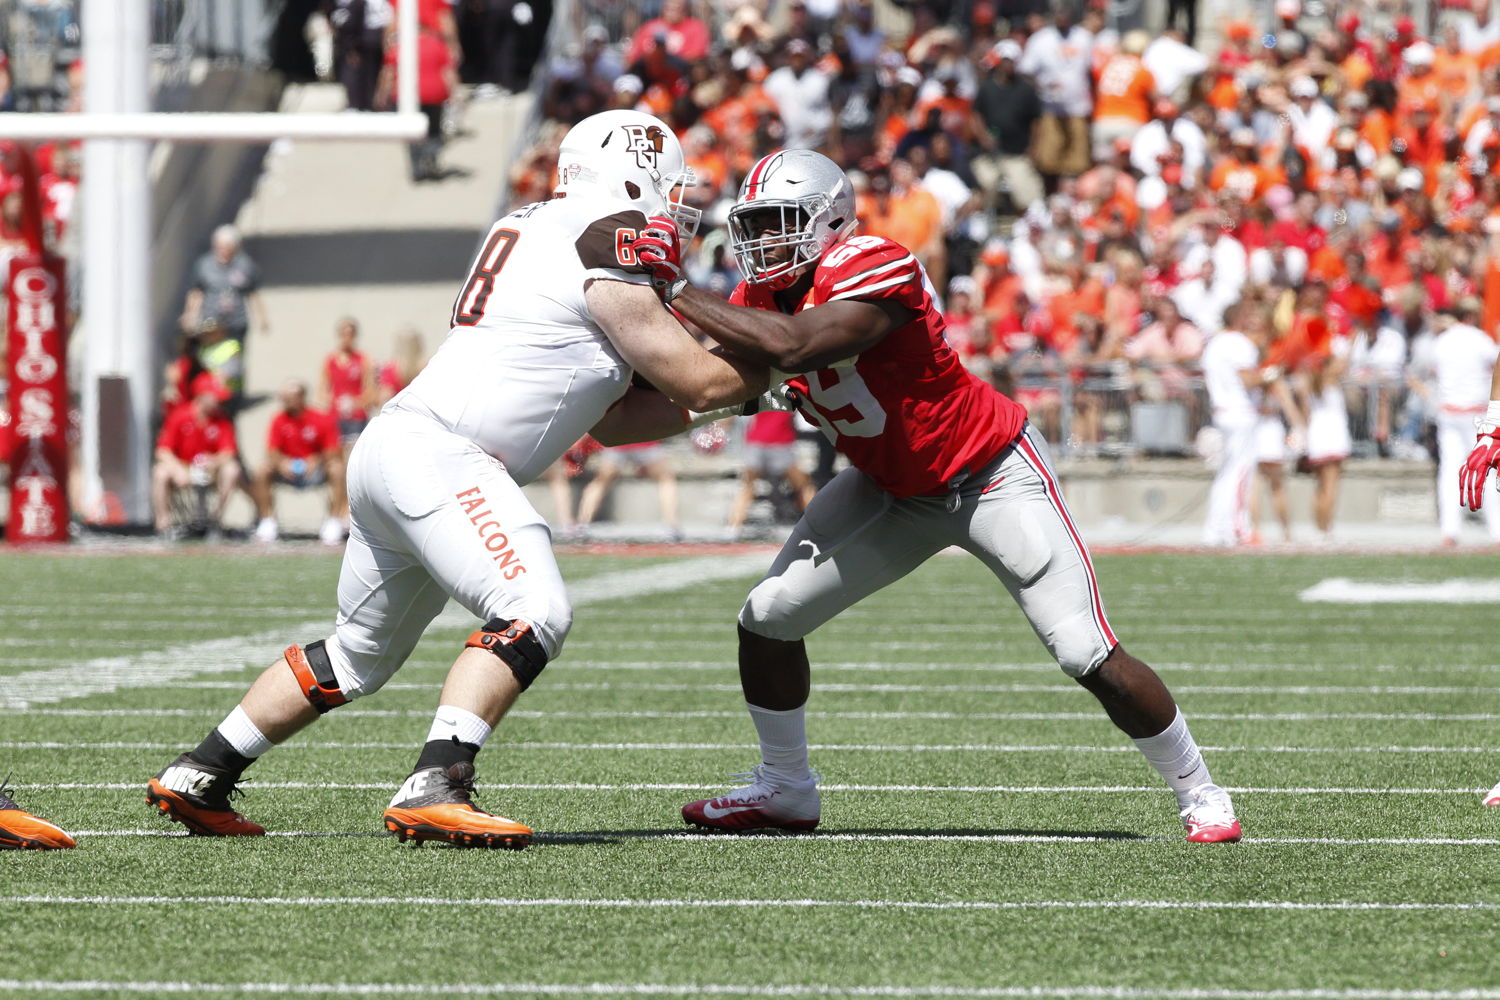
513,2,533,25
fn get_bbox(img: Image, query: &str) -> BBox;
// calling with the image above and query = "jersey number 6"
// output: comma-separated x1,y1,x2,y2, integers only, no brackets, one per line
452,227,521,326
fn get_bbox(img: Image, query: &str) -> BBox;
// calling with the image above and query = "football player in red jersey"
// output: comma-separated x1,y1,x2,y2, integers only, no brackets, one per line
640,149,1241,843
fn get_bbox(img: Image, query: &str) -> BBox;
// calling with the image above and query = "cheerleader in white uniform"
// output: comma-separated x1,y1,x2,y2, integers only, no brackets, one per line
1301,346,1352,543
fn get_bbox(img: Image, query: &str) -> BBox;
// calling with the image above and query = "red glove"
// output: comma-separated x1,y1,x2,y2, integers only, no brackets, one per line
633,214,685,302
1460,426,1500,511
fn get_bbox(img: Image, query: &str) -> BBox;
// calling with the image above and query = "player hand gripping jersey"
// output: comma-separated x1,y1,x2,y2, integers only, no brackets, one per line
647,149,1241,842
143,110,771,848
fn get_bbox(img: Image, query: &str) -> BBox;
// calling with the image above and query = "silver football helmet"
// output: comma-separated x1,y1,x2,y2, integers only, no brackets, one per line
555,109,701,238
728,149,857,289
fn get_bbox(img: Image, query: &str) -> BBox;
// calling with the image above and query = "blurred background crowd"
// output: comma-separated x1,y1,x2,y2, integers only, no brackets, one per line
497,0,1500,543
3,0,1500,546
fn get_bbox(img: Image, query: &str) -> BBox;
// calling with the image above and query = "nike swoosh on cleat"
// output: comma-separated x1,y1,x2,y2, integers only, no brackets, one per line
701,801,769,820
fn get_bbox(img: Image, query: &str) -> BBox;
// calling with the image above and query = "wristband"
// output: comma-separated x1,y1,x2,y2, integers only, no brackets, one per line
1482,400,1500,435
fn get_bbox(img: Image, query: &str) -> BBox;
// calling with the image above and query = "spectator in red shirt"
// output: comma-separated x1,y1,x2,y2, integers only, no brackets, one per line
252,380,347,546
321,317,375,454
378,21,457,181
725,409,817,541
151,375,241,538
626,0,709,67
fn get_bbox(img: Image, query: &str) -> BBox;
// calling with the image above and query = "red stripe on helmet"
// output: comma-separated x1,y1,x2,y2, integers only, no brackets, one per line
744,154,775,200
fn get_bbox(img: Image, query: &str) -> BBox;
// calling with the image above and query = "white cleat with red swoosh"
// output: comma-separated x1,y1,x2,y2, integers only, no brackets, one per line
683,766,820,832
1180,782,1242,843
1483,781,1500,807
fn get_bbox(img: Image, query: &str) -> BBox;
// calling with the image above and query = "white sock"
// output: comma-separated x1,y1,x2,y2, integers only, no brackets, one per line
425,705,493,748
218,705,273,758
1132,710,1212,807
747,701,811,785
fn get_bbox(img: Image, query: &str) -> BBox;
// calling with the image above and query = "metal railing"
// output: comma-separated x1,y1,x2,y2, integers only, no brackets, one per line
1002,364,1421,460
149,0,275,91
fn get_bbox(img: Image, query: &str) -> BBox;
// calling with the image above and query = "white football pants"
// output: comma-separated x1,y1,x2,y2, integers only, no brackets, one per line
1437,410,1500,542
1203,416,1257,546
740,425,1118,678
317,411,572,700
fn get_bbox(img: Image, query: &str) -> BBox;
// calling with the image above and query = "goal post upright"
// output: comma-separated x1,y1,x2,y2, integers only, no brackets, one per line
0,0,425,529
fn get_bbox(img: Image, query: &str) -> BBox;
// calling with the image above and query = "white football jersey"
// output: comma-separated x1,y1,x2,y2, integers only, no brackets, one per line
387,193,657,485
1422,323,1500,410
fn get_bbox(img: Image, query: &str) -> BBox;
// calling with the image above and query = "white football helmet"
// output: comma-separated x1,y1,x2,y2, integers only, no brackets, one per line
555,109,700,238
728,149,858,289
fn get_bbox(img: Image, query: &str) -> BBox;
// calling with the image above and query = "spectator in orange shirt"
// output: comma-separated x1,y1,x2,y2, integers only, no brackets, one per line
1393,101,1448,189
975,239,1024,323
1433,25,1480,105
251,379,347,546
1397,42,1445,116
1210,128,1277,201
151,375,241,539
1346,90,1392,156
862,162,947,290
1092,30,1157,161
912,70,973,142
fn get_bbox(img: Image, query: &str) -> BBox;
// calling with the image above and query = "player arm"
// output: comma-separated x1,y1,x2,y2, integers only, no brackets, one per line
588,386,700,446
586,278,770,412
671,284,911,372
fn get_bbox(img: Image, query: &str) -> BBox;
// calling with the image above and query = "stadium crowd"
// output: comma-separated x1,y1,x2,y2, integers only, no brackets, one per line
505,0,1500,542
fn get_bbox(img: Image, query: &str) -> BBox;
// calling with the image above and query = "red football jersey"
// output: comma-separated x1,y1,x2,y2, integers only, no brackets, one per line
267,408,339,460
156,404,237,463
731,235,1026,497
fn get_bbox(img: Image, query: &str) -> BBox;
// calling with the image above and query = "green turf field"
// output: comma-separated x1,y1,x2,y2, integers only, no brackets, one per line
2,546,1499,999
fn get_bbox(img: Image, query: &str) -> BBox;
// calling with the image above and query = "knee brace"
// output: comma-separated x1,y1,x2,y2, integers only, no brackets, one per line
465,617,549,691
285,640,347,713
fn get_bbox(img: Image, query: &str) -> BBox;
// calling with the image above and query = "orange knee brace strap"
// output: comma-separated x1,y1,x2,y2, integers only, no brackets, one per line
465,618,548,691
285,640,347,714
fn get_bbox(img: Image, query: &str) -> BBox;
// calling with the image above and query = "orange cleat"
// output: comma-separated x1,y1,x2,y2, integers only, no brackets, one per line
382,762,531,849
146,755,265,836
0,779,76,850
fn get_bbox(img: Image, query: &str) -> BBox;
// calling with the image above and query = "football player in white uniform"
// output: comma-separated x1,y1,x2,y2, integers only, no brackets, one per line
145,110,773,848
1457,331,1500,806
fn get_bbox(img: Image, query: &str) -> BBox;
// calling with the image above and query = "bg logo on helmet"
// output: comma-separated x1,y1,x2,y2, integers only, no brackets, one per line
621,124,666,169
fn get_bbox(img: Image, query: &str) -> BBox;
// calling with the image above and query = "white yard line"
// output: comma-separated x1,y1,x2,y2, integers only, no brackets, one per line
7,740,1499,754
25,781,1489,794
505,682,1500,696
1300,578,1500,604
4,981,1499,1000
137,658,1500,683
6,708,1496,722
5,895,1499,913
0,556,766,709
61,829,1500,847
